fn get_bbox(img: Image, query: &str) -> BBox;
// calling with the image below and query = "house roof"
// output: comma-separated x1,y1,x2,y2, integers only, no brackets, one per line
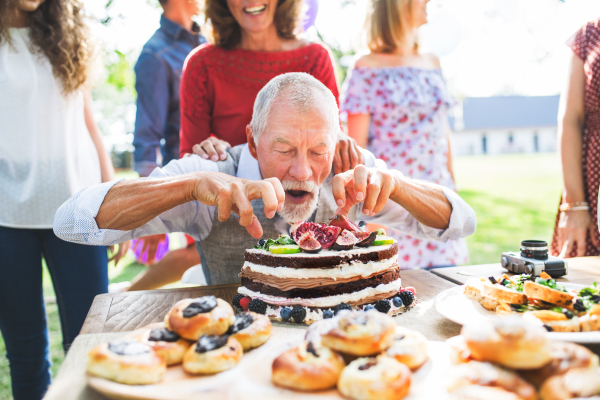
451,95,560,131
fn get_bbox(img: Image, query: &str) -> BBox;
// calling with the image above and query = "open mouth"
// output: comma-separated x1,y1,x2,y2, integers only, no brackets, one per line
286,190,311,202
243,4,267,15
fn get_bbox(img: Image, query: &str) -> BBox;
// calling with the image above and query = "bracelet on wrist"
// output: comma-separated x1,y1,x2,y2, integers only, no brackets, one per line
563,206,590,212
559,202,589,212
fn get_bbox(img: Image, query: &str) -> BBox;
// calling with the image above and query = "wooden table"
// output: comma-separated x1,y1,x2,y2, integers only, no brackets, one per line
430,256,600,285
43,259,600,400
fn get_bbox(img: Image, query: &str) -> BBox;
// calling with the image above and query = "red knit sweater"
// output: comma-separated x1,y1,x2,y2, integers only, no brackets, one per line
179,43,340,156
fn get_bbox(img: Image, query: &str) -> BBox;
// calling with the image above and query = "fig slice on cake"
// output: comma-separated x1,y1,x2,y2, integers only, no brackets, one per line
291,221,341,249
329,214,364,232
297,230,322,253
331,230,359,251
353,231,377,247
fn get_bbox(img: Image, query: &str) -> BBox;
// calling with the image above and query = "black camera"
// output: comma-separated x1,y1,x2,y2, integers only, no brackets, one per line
500,240,568,278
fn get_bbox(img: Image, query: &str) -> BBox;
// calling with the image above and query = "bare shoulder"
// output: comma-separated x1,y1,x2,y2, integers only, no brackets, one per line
422,52,441,69
353,53,380,68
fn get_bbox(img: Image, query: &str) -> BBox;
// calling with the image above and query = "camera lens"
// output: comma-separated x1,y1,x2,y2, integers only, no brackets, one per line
520,240,548,260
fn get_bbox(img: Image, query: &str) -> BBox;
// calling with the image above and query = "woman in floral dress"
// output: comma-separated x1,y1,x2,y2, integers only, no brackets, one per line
341,0,468,268
551,18,600,258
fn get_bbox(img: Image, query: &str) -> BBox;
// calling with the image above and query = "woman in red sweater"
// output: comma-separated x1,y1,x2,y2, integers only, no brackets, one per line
180,0,361,173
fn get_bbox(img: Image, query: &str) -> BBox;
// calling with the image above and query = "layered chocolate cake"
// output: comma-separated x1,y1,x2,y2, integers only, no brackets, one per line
233,215,416,324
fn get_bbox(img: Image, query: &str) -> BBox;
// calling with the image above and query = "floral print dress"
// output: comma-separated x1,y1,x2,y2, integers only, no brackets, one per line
341,66,469,268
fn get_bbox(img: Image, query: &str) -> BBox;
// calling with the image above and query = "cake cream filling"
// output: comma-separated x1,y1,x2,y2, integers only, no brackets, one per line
238,278,402,307
241,256,398,280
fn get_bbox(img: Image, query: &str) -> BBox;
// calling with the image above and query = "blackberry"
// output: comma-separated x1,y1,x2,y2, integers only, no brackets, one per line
280,307,292,321
374,300,391,313
399,290,415,307
291,306,307,323
322,310,334,319
591,295,600,303
232,294,246,310
333,303,352,315
248,298,268,314
364,304,375,311
392,296,403,308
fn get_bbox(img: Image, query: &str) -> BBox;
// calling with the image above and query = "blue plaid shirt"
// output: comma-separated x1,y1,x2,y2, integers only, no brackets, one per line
133,15,206,176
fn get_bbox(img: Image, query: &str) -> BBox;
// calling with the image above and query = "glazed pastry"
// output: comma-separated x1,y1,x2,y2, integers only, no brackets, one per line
384,326,428,370
449,385,524,400
271,340,345,391
135,327,191,365
321,310,395,356
338,355,411,400
446,335,473,365
461,316,552,369
226,312,271,351
446,361,537,400
519,341,599,387
87,341,166,385
164,296,234,341
540,367,600,400
182,334,243,374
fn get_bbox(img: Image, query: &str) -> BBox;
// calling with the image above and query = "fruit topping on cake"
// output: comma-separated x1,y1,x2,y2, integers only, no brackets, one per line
291,222,341,249
330,213,364,232
354,231,377,247
296,230,322,253
373,235,394,246
332,230,359,251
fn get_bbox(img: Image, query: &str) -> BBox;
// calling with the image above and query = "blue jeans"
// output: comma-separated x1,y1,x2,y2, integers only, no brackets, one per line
0,226,108,400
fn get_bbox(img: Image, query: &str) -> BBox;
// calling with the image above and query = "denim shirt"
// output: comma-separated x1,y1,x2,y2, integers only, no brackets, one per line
133,15,206,176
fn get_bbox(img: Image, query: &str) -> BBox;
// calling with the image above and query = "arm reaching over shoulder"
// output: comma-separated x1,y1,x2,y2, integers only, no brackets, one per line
332,165,452,230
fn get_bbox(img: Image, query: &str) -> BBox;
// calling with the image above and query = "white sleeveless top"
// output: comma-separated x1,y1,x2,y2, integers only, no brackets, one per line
0,28,100,228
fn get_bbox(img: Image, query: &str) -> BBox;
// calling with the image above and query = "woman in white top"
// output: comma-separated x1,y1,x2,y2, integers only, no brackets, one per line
340,0,469,268
0,1,127,398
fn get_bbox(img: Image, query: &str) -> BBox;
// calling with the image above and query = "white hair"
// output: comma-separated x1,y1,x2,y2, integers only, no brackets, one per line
250,72,339,139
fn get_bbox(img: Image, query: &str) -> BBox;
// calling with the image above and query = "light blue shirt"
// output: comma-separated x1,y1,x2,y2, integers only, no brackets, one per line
53,145,477,245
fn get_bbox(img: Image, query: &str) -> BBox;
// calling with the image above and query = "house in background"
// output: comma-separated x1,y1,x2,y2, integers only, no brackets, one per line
450,95,560,156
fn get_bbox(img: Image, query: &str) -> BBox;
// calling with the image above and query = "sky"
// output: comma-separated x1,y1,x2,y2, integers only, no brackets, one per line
87,0,600,98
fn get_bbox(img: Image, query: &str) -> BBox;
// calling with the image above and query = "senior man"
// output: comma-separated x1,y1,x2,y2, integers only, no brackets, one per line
54,73,476,285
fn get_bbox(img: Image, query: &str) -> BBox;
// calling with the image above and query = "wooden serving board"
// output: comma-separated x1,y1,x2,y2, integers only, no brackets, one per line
85,326,453,400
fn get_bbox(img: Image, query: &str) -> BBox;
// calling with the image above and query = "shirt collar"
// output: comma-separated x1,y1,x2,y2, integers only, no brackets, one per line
236,144,263,180
160,14,201,45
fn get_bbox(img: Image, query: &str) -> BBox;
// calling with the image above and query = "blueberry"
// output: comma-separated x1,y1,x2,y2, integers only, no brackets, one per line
322,310,334,319
364,304,375,311
392,296,404,308
562,309,574,319
258,239,267,247
280,307,292,321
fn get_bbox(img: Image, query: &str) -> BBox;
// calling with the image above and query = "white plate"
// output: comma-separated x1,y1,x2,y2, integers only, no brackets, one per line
434,283,600,344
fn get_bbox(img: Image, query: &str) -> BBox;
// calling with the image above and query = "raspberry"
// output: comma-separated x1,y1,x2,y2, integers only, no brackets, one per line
403,286,416,295
291,306,306,323
374,300,391,313
232,294,246,310
399,290,415,307
248,298,267,314
239,297,251,312
333,303,352,315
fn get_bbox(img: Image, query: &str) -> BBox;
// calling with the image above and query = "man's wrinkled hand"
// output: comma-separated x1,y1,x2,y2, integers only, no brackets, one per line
193,172,285,238
332,165,398,217
333,131,364,175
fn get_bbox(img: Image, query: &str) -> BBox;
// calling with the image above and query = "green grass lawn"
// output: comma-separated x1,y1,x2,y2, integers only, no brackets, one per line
0,153,564,400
